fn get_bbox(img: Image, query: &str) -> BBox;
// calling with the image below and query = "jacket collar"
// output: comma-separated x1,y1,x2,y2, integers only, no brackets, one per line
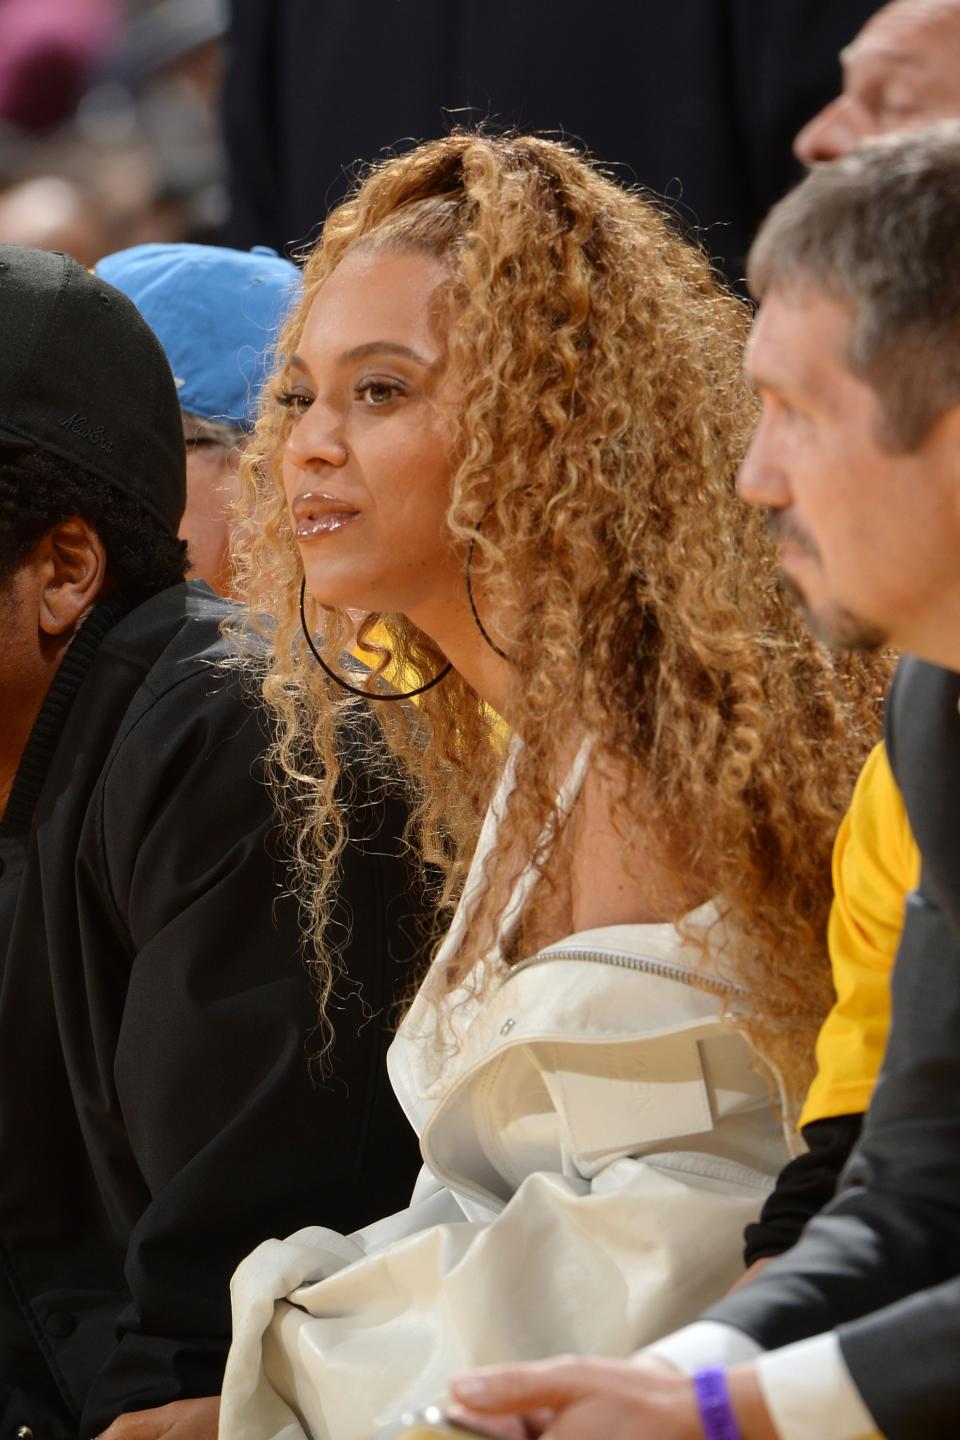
1,590,135,838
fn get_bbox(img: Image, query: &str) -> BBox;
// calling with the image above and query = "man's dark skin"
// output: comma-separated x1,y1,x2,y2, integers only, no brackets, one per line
0,517,108,819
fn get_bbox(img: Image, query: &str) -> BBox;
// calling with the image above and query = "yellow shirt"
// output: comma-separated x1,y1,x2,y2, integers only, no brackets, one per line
800,741,921,1127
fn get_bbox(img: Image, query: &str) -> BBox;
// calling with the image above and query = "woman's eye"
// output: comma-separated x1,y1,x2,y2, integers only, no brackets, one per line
277,390,313,417
356,378,404,406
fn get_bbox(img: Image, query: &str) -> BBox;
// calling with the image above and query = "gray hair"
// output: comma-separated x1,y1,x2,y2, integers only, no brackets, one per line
748,120,960,450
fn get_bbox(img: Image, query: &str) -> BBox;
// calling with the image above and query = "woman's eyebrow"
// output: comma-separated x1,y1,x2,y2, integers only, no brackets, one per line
288,340,437,376
341,340,434,366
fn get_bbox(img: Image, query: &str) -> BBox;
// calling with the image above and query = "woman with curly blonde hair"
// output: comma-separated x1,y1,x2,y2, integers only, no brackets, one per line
137,132,885,1439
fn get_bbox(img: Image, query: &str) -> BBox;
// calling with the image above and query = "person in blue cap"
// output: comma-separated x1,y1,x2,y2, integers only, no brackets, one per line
96,242,300,594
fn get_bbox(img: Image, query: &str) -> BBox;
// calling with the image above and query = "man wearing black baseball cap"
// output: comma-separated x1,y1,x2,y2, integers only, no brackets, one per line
0,246,424,1437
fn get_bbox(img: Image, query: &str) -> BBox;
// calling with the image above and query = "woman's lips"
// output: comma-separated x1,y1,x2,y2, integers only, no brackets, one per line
290,490,360,539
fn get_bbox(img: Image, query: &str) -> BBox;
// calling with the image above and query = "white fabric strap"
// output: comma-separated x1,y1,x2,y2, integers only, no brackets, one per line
430,733,594,975
387,733,594,1123
491,733,593,962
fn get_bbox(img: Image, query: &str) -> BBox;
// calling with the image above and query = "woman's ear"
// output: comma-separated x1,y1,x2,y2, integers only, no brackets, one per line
37,516,110,637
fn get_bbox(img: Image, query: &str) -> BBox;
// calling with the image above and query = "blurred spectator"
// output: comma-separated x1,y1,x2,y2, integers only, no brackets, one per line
0,0,119,133
795,0,960,162
0,172,108,265
95,241,300,595
0,0,227,267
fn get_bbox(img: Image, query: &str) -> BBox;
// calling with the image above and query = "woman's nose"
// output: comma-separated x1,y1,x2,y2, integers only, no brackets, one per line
284,403,349,469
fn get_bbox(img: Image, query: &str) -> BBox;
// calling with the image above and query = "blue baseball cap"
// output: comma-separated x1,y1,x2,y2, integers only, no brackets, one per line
95,242,301,430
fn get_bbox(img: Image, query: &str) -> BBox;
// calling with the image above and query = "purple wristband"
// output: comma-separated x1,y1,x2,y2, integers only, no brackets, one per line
692,1367,743,1440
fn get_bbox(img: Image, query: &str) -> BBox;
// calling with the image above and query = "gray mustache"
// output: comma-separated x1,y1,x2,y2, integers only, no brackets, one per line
765,508,820,561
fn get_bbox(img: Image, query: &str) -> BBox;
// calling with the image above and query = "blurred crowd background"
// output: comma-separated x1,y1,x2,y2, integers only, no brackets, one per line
0,0,883,285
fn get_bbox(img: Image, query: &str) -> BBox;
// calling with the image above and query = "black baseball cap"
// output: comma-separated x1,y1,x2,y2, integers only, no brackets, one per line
0,244,186,536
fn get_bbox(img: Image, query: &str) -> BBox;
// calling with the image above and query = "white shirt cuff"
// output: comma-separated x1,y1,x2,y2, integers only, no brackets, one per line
641,1321,763,1372
756,1332,882,1440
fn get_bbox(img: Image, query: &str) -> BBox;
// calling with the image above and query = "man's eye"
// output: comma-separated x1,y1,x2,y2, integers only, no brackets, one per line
876,89,919,120
277,391,313,417
356,379,404,406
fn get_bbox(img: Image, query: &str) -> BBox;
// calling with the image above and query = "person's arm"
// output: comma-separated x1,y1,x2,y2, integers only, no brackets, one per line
448,1334,886,1439
446,1355,780,1440
79,668,423,1434
744,741,916,1266
649,1278,960,1440
98,1396,220,1440
742,1115,862,1265
702,890,960,1360
835,1272,960,1440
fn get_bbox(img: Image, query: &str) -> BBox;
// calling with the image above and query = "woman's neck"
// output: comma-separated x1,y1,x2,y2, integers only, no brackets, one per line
410,587,710,940
519,756,711,954
407,585,516,721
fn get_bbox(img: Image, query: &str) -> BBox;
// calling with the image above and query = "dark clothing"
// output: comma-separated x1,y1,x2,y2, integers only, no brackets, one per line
222,0,882,286
706,657,960,1439
0,583,425,1439
742,1114,862,1265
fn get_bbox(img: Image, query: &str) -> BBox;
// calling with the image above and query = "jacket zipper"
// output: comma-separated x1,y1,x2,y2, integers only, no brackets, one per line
505,945,748,999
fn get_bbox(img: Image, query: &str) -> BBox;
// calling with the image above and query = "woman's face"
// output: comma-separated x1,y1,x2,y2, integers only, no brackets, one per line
280,246,461,622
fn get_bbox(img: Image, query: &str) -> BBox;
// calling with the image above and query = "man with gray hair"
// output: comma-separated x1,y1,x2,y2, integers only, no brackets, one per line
446,122,960,1440
734,0,960,1290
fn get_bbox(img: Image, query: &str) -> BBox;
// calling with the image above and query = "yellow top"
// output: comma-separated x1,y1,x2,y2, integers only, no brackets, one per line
800,741,921,1127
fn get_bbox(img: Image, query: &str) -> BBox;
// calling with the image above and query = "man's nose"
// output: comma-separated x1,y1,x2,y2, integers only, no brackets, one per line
794,95,870,166
737,436,791,511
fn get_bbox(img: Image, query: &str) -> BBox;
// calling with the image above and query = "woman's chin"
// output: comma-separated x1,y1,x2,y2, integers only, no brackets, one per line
301,562,378,615
305,584,372,614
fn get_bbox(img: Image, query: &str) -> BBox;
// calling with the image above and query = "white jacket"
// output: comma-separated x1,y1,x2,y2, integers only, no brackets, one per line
219,748,792,1440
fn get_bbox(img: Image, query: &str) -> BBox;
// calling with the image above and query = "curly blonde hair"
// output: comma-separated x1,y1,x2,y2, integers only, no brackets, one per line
229,132,887,1098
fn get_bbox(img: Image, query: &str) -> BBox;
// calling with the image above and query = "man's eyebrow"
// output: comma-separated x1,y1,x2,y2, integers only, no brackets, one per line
840,40,924,70
288,341,434,374
744,352,790,397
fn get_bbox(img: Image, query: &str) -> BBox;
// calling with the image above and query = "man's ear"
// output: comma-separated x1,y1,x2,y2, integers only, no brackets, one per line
925,403,960,524
37,517,109,638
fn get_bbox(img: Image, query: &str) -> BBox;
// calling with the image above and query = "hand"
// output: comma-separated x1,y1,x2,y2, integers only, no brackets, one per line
449,1356,703,1439
449,1355,779,1440
97,1396,220,1440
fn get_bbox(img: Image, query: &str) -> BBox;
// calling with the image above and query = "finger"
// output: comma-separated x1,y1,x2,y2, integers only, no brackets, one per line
445,1404,531,1438
451,1357,633,1414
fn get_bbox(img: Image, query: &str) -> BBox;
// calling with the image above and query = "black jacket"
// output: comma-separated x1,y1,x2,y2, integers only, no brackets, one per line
0,583,425,1439
705,657,960,1439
